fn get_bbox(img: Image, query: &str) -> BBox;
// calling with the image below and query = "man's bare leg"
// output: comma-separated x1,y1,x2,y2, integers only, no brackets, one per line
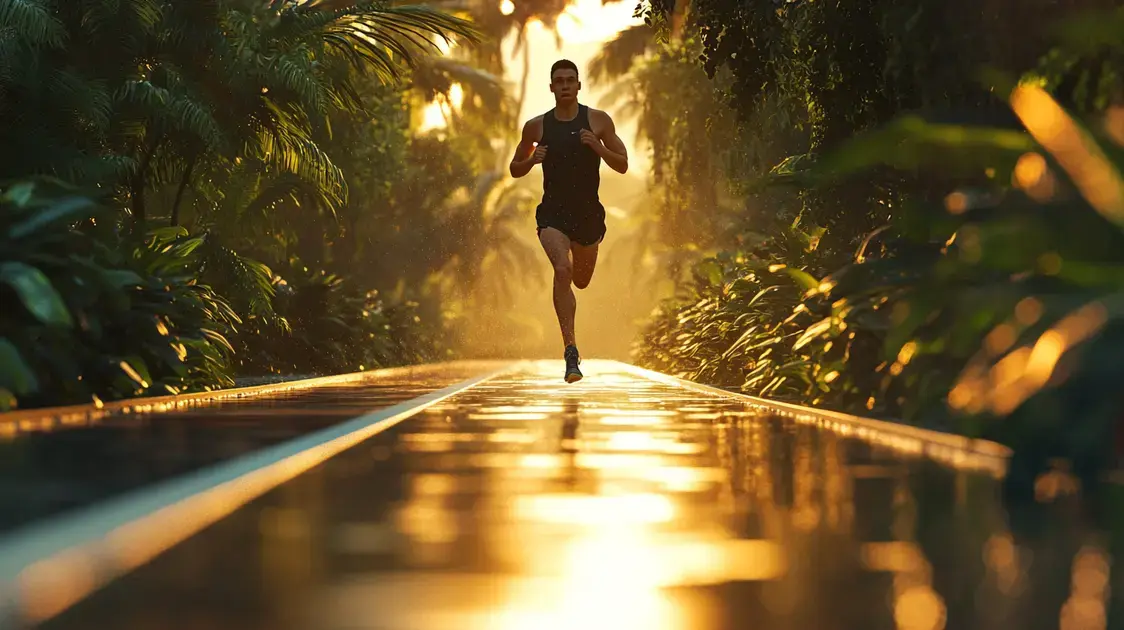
539,227,577,347
571,240,600,290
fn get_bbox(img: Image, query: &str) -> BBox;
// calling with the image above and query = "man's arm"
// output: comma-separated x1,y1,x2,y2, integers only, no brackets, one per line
509,118,545,178
582,110,628,174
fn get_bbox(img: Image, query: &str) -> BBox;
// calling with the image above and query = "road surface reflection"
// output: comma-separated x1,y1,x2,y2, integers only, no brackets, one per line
31,361,1121,630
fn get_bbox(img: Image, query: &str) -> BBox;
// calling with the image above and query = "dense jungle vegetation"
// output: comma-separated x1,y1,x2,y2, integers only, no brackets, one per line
0,0,584,410
621,0,1124,486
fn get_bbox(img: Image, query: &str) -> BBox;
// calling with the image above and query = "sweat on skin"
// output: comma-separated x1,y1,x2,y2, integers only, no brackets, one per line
508,59,628,382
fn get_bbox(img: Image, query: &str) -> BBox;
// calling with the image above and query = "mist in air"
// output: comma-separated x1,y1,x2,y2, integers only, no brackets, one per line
450,1,674,361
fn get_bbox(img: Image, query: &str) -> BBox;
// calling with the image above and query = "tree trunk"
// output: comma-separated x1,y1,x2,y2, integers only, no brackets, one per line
497,23,532,171
170,154,198,227
130,174,146,230
130,135,164,231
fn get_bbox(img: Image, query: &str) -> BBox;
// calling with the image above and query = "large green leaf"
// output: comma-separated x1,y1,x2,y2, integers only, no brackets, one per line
774,265,820,293
3,182,35,207
811,117,1035,181
695,259,723,286
7,196,98,240
101,269,145,288
0,387,15,412
0,262,73,327
0,338,38,395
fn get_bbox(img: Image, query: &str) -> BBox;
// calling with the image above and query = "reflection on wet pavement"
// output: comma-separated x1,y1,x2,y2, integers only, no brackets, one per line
25,361,1123,630
0,362,504,534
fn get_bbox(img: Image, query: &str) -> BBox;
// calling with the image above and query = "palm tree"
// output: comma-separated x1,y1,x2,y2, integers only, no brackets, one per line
0,0,481,228
437,173,542,303
591,3,752,281
588,23,654,84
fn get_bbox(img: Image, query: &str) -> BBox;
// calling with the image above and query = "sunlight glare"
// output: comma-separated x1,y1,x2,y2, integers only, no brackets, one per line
434,35,453,56
419,101,446,132
448,82,464,108
516,493,675,526
494,532,681,630
1010,84,1124,223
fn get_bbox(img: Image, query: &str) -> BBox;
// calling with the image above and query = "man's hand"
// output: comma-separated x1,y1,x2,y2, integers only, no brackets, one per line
579,129,603,155
510,117,545,178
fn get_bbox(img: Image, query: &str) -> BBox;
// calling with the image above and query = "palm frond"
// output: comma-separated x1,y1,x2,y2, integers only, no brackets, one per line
410,56,510,110
599,74,643,123
47,151,135,189
164,95,224,150
115,78,170,110
264,48,330,115
196,234,280,323
487,181,535,223
80,0,163,41
251,101,347,207
242,172,339,222
274,3,481,84
37,69,113,131
116,76,226,150
0,0,66,48
0,25,26,84
589,23,653,85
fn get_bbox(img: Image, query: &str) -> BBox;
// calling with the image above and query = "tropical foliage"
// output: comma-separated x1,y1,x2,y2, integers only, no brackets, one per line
627,1,1124,487
0,0,517,410
0,178,238,409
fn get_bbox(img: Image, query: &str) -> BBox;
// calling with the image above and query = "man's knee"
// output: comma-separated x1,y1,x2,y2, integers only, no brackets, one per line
553,261,573,285
573,275,591,290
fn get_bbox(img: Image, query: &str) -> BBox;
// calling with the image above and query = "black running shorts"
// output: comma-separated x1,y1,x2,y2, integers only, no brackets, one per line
535,201,607,247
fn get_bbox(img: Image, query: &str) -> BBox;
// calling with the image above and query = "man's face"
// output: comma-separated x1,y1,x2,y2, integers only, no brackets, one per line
549,69,580,101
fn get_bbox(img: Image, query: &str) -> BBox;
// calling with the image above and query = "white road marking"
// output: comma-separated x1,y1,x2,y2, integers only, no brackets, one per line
0,366,513,628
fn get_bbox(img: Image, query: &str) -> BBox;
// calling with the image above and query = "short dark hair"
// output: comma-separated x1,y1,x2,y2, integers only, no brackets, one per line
550,59,579,80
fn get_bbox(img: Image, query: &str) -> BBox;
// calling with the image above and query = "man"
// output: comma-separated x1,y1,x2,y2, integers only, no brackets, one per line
509,59,629,383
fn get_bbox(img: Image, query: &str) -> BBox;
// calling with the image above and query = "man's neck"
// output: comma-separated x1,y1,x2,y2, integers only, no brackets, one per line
554,100,579,121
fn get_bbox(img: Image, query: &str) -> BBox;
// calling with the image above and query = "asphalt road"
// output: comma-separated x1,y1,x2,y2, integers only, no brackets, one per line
0,360,1118,630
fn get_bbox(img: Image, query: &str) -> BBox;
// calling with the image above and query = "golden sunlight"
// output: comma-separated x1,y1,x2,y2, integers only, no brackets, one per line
1010,84,1124,224
418,83,464,132
421,0,645,173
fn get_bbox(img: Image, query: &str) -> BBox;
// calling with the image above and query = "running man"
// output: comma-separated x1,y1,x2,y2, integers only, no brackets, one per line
508,59,629,383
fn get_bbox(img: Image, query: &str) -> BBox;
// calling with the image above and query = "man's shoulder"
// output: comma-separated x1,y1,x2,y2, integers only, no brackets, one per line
522,114,546,130
586,107,614,123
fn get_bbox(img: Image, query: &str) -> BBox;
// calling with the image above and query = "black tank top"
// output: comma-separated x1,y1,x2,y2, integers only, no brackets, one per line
540,104,601,207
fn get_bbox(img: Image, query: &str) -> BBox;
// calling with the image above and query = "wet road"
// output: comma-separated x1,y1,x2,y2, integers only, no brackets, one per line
0,362,504,534
2,361,1122,630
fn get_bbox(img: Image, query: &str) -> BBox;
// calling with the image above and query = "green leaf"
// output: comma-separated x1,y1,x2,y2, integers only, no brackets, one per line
0,338,38,395
780,266,820,292
122,356,153,387
0,387,16,412
101,269,145,288
8,196,98,240
812,116,1035,182
146,226,189,248
3,183,35,207
0,262,73,328
118,359,150,388
696,259,723,286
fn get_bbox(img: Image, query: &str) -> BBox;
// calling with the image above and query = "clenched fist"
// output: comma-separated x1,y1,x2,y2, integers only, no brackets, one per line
579,129,602,153
531,143,548,164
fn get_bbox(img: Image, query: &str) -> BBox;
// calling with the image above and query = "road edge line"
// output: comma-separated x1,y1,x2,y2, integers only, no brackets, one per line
0,365,514,629
0,361,507,437
612,361,1011,472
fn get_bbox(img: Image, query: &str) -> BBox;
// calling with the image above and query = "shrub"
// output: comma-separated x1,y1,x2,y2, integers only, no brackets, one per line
231,260,448,376
0,178,237,410
635,85,1124,489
